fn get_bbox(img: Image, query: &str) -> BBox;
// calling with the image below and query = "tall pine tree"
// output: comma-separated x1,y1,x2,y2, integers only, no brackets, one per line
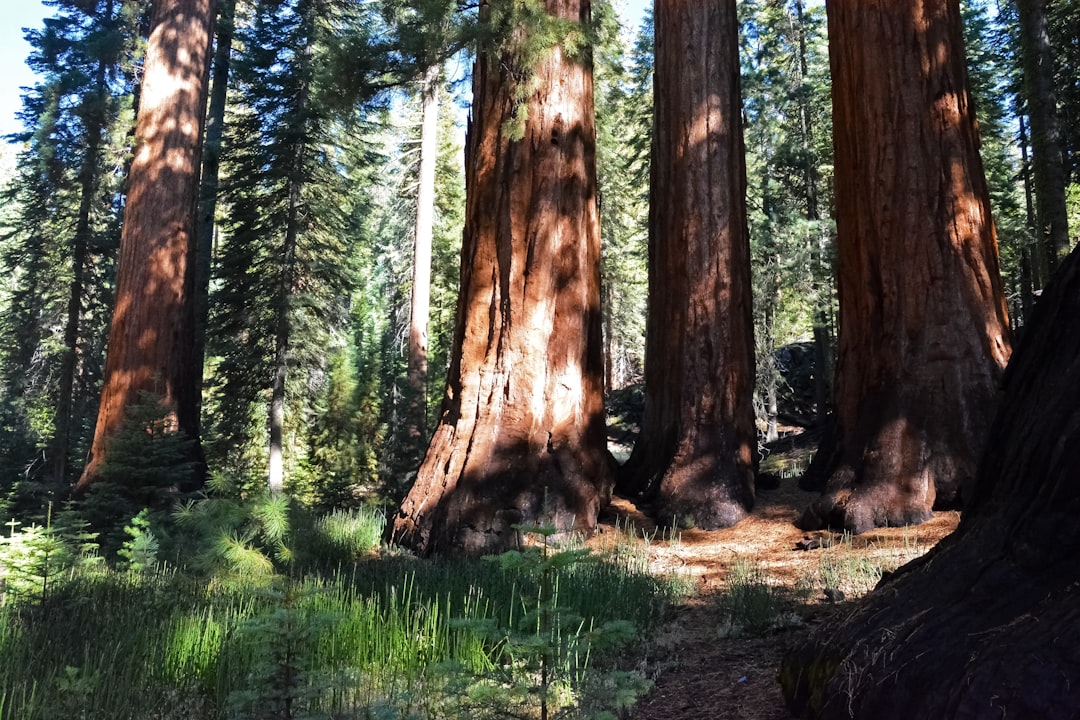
207,0,356,493
0,0,141,496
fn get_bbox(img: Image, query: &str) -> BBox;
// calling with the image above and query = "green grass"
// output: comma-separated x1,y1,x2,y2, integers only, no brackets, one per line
811,530,926,600
716,557,796,637
0,538,678,719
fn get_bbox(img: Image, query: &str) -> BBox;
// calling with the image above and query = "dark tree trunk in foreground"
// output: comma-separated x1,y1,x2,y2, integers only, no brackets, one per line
782,242,1080,720
798,0,1012,532
392,0,613,556
618,0,756,529
77,0,215,491
1017,0,1070,279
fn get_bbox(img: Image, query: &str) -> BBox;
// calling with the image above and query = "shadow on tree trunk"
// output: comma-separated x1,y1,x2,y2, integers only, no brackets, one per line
780,244,1080,719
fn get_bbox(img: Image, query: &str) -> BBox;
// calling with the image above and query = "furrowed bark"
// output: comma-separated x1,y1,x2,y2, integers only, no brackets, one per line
799,0,1011,533
618,0,757,530
392,0,613,556
78,0,215,491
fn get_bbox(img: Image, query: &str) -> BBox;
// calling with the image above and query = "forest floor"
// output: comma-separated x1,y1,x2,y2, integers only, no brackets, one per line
591,430,961,720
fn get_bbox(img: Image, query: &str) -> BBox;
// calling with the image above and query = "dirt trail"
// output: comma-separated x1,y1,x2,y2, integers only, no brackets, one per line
592,458,960,720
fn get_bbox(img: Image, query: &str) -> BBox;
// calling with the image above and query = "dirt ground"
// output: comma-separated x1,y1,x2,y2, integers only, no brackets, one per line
591,433,961,720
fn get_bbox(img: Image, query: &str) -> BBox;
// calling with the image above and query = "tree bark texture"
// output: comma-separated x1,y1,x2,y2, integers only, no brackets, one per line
782,242,1080,720
618,0,757,530
77,0,215,491
799,0,1012,533
392,0,613,556
1017,0,1070,278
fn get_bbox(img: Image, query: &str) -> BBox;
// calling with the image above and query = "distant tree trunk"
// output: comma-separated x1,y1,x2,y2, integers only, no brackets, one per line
798,0,1012,532
193,0,235,400
602,280,614,392
267,146,305,495
792,0,834,428
406,64,440,456
1018,113,1038,319
392,0,613,556
49,41,111,489
617,0,757,529
77,0,216,491
1017,0,1070,278
782,242,1080,720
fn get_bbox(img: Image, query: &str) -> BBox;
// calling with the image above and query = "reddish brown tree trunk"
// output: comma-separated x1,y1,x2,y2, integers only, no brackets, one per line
781,244,1080,720
618,0,757,530
392,0,613,556
799,0,1012,533
77,0,215,491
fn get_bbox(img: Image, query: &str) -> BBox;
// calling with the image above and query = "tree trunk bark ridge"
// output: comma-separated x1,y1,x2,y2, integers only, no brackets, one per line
799,0,1011,533
392,0,612,556
619,0,757,530
78,0,216,491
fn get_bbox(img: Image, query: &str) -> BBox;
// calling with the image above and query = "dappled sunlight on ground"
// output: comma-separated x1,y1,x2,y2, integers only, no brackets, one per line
588,432,961,720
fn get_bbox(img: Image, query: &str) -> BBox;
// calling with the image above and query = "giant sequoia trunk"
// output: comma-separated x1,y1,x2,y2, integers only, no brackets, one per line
392,0,612,556
781,243,1080,720
618,0,757,529
799,0,1012,532
77,0,215,491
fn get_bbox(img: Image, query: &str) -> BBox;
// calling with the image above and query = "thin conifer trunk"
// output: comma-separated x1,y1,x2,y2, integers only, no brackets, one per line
1017,0,1070,277
268,142,305,495
406,65,440,454
50,26,111,488
194,0,235,402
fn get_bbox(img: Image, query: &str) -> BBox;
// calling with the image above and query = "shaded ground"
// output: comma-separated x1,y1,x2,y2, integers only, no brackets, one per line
590,431,960,720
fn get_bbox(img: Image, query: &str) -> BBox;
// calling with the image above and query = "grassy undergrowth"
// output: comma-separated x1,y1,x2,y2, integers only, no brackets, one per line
0,508,680,720
714,530,934,639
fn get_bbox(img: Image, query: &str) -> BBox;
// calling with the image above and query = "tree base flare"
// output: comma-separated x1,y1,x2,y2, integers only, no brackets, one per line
781,532,1080,720
781,245,1080,719
797,476,934,534
656,486,751,531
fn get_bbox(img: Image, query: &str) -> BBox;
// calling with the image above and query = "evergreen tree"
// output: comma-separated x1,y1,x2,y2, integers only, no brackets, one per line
800,0,1012,533
962,0,1032,324
738,0,834,436
1046,1,1080,255
339,85,466,501
393,0,614,555
0,0,142,496
595,8,650,392
619,0,757,529
207,0,358,493
1016,0,1070,275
